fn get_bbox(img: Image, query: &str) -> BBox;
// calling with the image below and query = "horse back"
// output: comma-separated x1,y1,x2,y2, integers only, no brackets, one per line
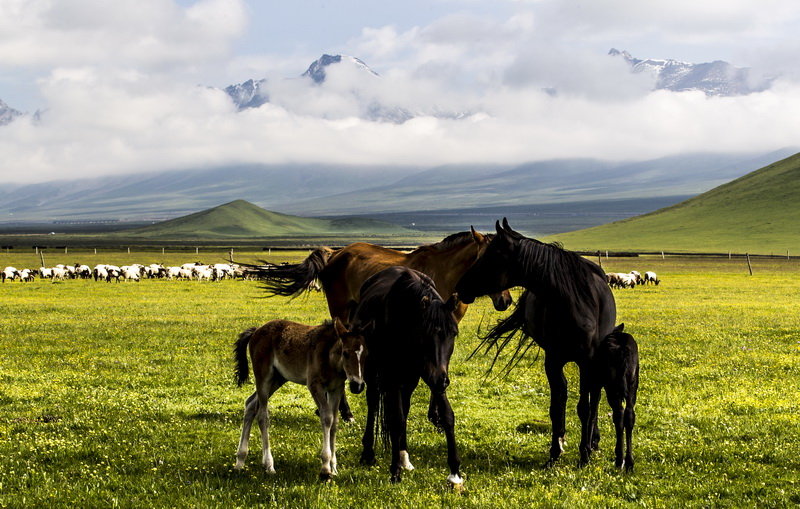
249,320,323,385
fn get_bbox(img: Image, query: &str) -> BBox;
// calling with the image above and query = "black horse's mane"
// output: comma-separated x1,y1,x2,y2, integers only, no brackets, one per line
388,269,459,340
515,235,605,304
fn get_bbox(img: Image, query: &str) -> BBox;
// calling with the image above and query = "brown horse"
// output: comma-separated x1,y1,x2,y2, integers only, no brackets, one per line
254,229,513,323
251,230,513,421
233,318,367,480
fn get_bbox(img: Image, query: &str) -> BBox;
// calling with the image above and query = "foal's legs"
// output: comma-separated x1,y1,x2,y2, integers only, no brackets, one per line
255,374,285,473
623,394,636,472
577,364,595,467
310,384,343,480
544,356,568,467
234,392,259,470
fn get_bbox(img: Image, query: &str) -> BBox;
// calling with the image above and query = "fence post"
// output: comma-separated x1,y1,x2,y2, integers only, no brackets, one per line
728,250,731,260
94,248,97,254
64,246,68,255
746,253,753,275
162,247,165,255
597,250,602,268
661,251,665,260
127,247,130,254
229,248,234,262
39,250,45,267
788,249,790,261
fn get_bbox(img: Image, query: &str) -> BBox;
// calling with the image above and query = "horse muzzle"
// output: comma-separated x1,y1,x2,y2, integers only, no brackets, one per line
349,380,365,394
491,291,513,311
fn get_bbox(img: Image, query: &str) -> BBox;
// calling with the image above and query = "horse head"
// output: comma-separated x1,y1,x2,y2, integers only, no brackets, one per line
457,218,521,305
469,226,513,311
334,318,368,394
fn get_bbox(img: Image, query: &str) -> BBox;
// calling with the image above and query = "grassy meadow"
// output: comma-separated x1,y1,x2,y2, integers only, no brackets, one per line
1,250,799,507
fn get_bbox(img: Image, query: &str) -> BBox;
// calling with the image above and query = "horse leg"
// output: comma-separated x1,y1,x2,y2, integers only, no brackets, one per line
329,388,343,476
386,389,405,483
310,384,337,481
338,393,354,423
588,386,602,454
256,373,285,473
544,356,568,468
610,394,625,469
234,391,259,469
398,381,419,471
624,397,636,472
434,391,463,486
577,376,592,467
360,383,379,466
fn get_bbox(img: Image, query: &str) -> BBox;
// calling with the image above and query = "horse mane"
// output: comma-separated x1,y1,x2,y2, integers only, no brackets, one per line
389,269,459,340
514,234,605,307
409,231,483,255
471,290,536,375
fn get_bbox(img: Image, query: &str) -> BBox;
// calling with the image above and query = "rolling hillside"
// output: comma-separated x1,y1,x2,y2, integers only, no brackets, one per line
118,200,410,239
550,152,800,254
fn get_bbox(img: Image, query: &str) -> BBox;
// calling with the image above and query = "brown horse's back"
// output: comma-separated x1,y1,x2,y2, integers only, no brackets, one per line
320,244,408,322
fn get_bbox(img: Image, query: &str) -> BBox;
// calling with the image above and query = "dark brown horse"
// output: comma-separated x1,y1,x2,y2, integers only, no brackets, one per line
252,230,513,421
350,266,462,486
456,218,617,467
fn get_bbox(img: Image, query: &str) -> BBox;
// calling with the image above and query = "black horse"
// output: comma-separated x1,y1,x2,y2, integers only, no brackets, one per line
589,323,639,471
456,218,617,467
350,266,463,486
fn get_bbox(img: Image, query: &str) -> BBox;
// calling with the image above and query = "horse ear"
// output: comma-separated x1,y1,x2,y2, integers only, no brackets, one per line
502,217,512,232
614,323,624,333
470,225,482,242
333,317,349,337
356,320,375,336
495,220,504,236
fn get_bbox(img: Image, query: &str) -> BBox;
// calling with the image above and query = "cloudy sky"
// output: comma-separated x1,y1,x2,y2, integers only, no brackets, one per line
2,0,800,183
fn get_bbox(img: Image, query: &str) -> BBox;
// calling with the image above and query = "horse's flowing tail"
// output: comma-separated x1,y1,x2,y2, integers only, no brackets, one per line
470,290,537,375
234,327,257,387
240,247,336,297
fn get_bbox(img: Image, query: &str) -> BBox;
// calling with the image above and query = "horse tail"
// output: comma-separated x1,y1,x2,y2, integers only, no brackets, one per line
471,290,535,374
234,327,257,387
240,247,336,297
376,384,390,449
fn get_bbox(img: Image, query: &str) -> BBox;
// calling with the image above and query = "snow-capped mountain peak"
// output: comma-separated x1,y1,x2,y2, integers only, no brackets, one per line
0,98,22,126
609,48,770,96
301,54,379,84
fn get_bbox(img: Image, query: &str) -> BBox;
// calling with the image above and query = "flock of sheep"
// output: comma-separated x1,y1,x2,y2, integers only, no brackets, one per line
1,262,252,283
606,270,660,289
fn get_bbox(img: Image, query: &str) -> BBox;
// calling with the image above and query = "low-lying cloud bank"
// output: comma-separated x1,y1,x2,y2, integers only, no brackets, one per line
2,0,800,183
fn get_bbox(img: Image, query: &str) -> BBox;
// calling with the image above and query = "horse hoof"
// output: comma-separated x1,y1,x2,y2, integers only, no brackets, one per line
319,472,334,482
624,462,634,473
342,415,355,424
359,454,376,466
390,474,402,484
543,458,558,469
447,473,464,492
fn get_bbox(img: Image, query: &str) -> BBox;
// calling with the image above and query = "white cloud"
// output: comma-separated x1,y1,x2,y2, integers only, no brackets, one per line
2,2,800,184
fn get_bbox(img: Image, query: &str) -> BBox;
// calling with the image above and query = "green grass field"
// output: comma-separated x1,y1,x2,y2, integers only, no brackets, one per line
551,153,800,255
1,251,799,507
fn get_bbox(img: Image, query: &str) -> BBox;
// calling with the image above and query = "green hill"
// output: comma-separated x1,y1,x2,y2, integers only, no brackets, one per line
119,200,410,239
550,152,800,254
